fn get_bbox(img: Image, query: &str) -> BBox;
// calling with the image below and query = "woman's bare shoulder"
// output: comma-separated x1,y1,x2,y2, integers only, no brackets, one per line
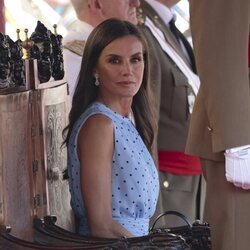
78,114,114,142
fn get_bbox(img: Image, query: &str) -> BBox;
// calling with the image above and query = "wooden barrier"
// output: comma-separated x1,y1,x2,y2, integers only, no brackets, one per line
0,60,74,242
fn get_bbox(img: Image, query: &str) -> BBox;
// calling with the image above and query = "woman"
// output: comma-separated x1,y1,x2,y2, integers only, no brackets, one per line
63,18,159,238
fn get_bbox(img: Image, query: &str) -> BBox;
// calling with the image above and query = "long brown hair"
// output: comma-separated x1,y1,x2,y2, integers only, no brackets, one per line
63,18,156,152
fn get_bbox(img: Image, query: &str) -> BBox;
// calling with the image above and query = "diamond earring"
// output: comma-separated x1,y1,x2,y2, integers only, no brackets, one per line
94,74,100,86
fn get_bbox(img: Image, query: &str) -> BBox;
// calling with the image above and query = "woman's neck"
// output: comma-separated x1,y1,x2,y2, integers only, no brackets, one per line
96,97,132,118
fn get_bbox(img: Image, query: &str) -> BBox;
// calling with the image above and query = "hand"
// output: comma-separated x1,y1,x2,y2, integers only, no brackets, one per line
225,148,250,189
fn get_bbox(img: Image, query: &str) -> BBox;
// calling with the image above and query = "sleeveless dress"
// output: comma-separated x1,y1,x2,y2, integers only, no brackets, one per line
67,102,159,236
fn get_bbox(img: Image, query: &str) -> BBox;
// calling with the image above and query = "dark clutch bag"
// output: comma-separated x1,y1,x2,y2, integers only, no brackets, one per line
117,232,191,249
149,211,211,250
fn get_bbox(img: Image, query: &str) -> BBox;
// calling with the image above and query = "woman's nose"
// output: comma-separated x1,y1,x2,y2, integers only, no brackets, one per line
122,61,133,75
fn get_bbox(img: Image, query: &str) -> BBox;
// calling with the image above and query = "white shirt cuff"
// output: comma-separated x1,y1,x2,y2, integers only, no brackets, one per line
226,145,250,153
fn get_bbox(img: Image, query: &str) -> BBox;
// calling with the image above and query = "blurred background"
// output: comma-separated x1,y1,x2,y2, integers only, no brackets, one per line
0,0,190,41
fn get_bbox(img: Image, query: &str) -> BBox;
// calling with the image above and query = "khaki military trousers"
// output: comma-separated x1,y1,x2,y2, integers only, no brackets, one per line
202,159,250,250
150,171,201,228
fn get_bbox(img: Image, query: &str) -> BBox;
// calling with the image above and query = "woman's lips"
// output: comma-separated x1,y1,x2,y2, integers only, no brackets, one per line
117,80,135,85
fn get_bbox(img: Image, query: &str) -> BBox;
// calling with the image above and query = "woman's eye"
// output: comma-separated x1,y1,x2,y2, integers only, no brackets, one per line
108,58,120,64
131,56,142,63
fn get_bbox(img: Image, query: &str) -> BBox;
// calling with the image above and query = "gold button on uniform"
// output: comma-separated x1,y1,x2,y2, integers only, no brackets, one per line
163,181,169,188
207,126,213,132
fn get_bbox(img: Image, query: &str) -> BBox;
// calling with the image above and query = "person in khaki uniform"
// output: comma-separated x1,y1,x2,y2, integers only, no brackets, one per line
138,0,203,227
186,0,250,249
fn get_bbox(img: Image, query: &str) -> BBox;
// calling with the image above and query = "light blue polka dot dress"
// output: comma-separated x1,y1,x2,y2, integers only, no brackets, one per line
67,102,159,236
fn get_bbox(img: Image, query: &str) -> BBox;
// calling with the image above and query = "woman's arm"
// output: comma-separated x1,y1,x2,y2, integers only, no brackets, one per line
78,114,134,238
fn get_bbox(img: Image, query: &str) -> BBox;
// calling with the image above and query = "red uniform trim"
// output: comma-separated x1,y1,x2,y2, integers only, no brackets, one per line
158,150,202,175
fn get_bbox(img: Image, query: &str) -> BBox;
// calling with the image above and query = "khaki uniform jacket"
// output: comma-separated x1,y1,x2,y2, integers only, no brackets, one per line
139,1,202,226
186,0,250,161
139,0,197,152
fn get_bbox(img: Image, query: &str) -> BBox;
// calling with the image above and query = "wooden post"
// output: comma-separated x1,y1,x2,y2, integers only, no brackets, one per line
0,0,5,33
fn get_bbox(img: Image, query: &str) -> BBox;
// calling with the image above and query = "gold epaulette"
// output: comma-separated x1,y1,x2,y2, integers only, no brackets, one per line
64,40,86,56
137,7,146,25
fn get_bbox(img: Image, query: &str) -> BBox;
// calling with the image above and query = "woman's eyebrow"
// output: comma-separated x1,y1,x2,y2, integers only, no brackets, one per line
105,52,143,58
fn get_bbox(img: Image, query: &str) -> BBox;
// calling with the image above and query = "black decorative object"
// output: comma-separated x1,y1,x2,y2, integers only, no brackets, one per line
0,21,65,91
6,30,25,87
0,33,11,89
50,24,64,81
30,21,52,83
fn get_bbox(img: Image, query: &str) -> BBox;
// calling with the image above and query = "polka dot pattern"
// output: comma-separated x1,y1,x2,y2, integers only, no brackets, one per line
67,102,159,236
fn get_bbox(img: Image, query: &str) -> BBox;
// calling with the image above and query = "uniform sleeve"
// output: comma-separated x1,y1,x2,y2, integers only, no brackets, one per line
63,48,82,99
189,0,250,152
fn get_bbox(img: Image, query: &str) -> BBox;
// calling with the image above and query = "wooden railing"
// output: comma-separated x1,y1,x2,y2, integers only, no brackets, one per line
0,60,74,243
